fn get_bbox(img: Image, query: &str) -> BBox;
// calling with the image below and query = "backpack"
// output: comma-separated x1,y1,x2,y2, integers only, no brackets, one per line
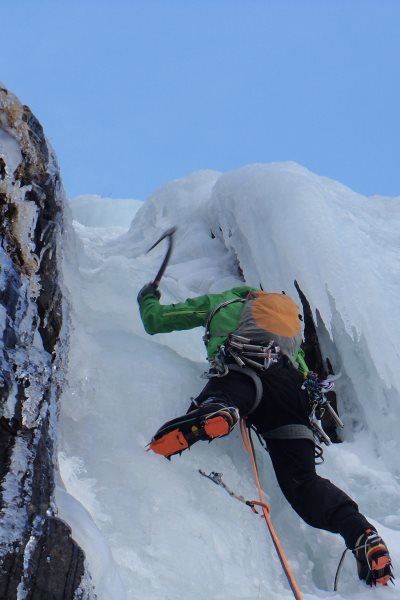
232,291,302,359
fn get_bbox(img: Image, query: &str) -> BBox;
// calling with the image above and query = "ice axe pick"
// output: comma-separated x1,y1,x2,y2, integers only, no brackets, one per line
146,226,177,288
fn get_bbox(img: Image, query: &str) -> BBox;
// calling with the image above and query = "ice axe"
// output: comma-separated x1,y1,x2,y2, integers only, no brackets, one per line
146,226,177,288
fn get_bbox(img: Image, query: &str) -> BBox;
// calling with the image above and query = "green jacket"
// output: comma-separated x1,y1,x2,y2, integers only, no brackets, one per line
139,286,256,360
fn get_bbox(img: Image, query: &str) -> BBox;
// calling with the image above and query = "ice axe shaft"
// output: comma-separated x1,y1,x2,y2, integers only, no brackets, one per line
146,226,177,287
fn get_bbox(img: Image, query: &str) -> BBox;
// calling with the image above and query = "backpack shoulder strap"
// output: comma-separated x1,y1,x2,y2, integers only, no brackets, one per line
203,298,246,343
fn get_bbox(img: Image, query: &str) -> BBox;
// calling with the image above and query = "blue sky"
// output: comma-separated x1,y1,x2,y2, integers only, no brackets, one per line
2,0,399,200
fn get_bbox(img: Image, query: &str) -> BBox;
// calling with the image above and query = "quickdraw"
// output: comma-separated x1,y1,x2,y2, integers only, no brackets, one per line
301,371,344,445
205,334,282,379
198,470,269,515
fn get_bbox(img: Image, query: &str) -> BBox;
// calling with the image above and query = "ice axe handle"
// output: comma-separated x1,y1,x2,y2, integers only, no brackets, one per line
146,226,177,288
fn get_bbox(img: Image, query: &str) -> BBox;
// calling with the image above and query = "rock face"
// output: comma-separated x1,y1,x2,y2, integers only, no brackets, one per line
0,86,93,598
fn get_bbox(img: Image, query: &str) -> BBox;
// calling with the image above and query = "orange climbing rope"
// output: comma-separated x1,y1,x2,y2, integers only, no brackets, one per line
240,418,303,600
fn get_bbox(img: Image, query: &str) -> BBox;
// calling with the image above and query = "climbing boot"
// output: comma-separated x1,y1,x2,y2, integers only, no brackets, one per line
353,529,393,586
148,402,239,458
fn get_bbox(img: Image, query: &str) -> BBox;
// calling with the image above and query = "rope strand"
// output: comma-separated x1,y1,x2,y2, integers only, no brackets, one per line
240,418,303,600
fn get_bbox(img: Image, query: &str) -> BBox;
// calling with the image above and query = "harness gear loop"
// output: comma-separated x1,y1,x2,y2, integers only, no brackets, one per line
240,418,303,600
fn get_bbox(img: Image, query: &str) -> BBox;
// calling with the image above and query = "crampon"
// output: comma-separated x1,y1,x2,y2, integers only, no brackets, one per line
353,529,394,586
147,402,239,458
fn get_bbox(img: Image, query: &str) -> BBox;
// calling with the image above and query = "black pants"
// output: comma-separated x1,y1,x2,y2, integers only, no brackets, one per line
266,438,370,548
193,360,371,549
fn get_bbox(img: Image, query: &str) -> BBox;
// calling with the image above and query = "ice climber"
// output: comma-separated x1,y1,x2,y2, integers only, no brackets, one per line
137,282,393,587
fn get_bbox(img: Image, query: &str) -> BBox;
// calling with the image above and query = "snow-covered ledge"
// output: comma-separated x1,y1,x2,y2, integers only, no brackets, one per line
0,85,94,598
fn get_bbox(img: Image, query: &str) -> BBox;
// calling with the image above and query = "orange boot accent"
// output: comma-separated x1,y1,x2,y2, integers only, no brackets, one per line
370,554,392,585
204,415,230,439
149,429,189,457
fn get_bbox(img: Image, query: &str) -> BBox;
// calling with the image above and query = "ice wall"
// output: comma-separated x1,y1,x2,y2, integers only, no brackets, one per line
59,166,400,599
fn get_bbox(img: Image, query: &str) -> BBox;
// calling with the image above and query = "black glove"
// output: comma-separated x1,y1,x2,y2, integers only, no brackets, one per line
137,282,161,304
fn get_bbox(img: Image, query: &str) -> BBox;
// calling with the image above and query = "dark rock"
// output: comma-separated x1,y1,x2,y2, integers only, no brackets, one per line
0,86,95,598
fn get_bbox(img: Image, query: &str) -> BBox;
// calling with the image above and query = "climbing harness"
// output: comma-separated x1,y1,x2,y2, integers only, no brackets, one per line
261,423,315,443
203,334,282,415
